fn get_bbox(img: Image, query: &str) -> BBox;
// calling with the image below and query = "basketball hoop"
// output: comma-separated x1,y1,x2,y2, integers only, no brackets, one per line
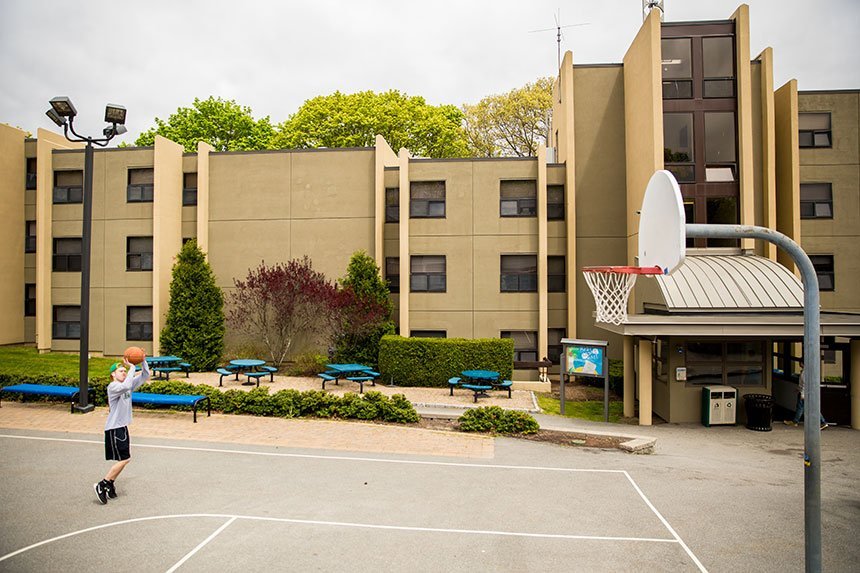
582,266,663,325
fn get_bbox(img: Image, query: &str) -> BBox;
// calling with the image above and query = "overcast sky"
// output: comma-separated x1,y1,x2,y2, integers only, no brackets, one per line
1,0,858,143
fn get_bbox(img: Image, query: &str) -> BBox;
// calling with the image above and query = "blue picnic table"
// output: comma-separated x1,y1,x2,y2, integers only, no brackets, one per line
322,364,378,393
230,359,267,384
457,370,506,402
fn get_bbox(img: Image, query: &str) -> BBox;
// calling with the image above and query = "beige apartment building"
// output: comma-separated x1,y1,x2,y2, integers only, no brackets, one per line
1,4,858,426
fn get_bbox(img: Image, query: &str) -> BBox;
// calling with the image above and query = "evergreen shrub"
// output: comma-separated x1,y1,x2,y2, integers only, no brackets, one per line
458,406,539,435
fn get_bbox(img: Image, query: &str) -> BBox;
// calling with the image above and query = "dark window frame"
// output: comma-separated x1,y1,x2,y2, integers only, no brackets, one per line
547,184,565,220
409,181,446,219
501,254,537,293
500,180,537,218
410,330,446,338
548,256,566,293
799,112,832,149
126,306,153,341
810,255,835,291
182,172,198,206
126,236,154,272
52,237,82,272
52,305,81,339
410,255,446,293
385,257,400,294
385,187,400,223
25,220,36,253
53,170,83,204
25,158,37,190
683,340,764,387
502,330,538,363
800,183,833,219
127,168,154,203
547,328,566,365
25,283,36,317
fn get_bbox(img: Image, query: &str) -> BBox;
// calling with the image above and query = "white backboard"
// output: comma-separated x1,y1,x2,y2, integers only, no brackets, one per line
638,170,685,274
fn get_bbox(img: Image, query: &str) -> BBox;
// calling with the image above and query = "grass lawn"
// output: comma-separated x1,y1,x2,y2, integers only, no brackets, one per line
536,393,624,423
0,345,116,379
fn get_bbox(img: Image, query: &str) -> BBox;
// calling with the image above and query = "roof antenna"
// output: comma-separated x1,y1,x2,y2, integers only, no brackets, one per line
529,9,590,71
643,0,665,22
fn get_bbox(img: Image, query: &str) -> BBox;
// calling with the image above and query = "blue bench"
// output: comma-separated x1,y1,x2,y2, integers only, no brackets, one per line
460,384,493,403
244,371,269,387
178,362,192,377
153,366,183,380
131,392,210,423
448,377,461,396
0,384,92,413
318,372,338,389
216,368,234,386
493,380,514,398
345,376,375,394
260,365,277,381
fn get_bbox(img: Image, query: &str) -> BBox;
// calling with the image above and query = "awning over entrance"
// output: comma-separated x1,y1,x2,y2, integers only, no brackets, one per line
595,312,860,337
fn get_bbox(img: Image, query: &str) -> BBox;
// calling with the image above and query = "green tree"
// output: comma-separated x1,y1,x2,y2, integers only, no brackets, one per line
461,77,554,157
335,251,396,367
135,97,275,152
272,90,469,158
160,240,225,370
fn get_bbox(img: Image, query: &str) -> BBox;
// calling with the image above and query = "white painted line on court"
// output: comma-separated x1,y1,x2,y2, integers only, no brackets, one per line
165,516,236,573
0,513,679,564
623,471,708,573
0,433,627,474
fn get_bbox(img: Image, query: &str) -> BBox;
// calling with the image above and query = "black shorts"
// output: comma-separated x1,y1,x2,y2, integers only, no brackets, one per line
104,426,131,461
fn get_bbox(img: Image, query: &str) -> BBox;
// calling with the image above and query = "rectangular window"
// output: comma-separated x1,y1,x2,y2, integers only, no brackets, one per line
661,38,692,99
25,221,36,253
811,255,835,291
26,158,37,190
127,168,154,202
702,36,735,98
52,238,82,272
685,341,763,386
25,283,36,317
410,330,446,338
548,256,565,293
501,255,537,292
706,197,739,248
502,331,538,363
52,305,81,339
663,113,695,182
704,112,737,182
800,183,833,219
385,257,400,294
385,187,399,222
127,237,154,271
127,306,153,341
500,180,537,217
799,113,832,148
53,170,83,204
547,185,565,220
653,338,670,382
547,328,566,365
410,181,445,218
182,172,198,206
410,255,446,292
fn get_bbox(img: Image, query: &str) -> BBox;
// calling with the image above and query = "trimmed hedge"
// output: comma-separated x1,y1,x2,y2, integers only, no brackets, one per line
378,335,513,387
0,374,418,424
458,406,539,435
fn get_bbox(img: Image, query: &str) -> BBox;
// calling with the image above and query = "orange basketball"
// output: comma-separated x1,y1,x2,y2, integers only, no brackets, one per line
123,346,145,365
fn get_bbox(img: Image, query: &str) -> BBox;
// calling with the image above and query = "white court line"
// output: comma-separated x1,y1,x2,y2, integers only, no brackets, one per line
165,516,236,573
0,513,678,564
0,433,705,570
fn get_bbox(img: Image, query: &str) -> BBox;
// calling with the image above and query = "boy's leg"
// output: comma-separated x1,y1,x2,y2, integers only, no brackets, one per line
105,459,130,481
793,395,804,423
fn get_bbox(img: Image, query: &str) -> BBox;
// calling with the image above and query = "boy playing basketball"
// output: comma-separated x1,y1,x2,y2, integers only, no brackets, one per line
94,357,150,504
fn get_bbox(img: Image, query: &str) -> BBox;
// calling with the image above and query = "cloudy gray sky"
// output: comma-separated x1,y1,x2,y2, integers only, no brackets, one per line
1,0,858,142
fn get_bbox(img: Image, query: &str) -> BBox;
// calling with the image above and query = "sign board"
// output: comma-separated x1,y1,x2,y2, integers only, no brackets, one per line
560,338,610,421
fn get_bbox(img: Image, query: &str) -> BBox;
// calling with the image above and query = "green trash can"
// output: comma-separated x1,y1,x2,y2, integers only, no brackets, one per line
743,393,773,431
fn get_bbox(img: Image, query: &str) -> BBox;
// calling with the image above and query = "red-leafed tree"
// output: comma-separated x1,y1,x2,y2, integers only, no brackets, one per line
227,257,343,365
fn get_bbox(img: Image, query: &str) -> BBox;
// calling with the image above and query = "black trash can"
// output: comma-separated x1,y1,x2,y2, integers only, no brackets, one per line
744,394,774,431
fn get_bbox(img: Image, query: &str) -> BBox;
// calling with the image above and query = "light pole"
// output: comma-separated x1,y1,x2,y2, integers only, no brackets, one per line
46,97,128,413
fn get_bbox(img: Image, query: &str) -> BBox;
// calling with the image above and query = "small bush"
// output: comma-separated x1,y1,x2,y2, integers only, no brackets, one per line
286,353,328,376
458,406,539,435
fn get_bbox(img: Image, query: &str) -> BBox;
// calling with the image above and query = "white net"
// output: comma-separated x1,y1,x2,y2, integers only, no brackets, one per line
583,270,639,325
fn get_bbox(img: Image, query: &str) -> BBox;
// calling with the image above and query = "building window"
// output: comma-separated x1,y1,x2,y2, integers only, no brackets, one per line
810,255,835,291
684,340,763,386
663,113,695,182
704,112,737,182
548,256,565,293
501,255,537,293
385,187,399,222
502,331,538,363
547,185,565,220
500,180,537,217
702,36,735,98
128,168,154,202
25,221,36,253
53,305,81,339
385,257,400,294
53,170,83,204
706,196,739,248
800,183,833,219
127,306,153,341
410,255,446,292
661,38,692,99
127,237,154,271
410,181,445,218
26,158,37,190
653,338,670,382
182,173,198,206
411,330,446,338
25,284,36,317
52,238,82,272
799,113,832,148
547,328,566,365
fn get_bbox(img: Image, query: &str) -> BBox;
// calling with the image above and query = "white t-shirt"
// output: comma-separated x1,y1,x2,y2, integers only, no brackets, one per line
105,361,150,431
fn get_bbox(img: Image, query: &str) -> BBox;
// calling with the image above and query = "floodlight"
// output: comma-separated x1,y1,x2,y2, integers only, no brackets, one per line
49,96,77,118
46,108,66,127
104,104,127,125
